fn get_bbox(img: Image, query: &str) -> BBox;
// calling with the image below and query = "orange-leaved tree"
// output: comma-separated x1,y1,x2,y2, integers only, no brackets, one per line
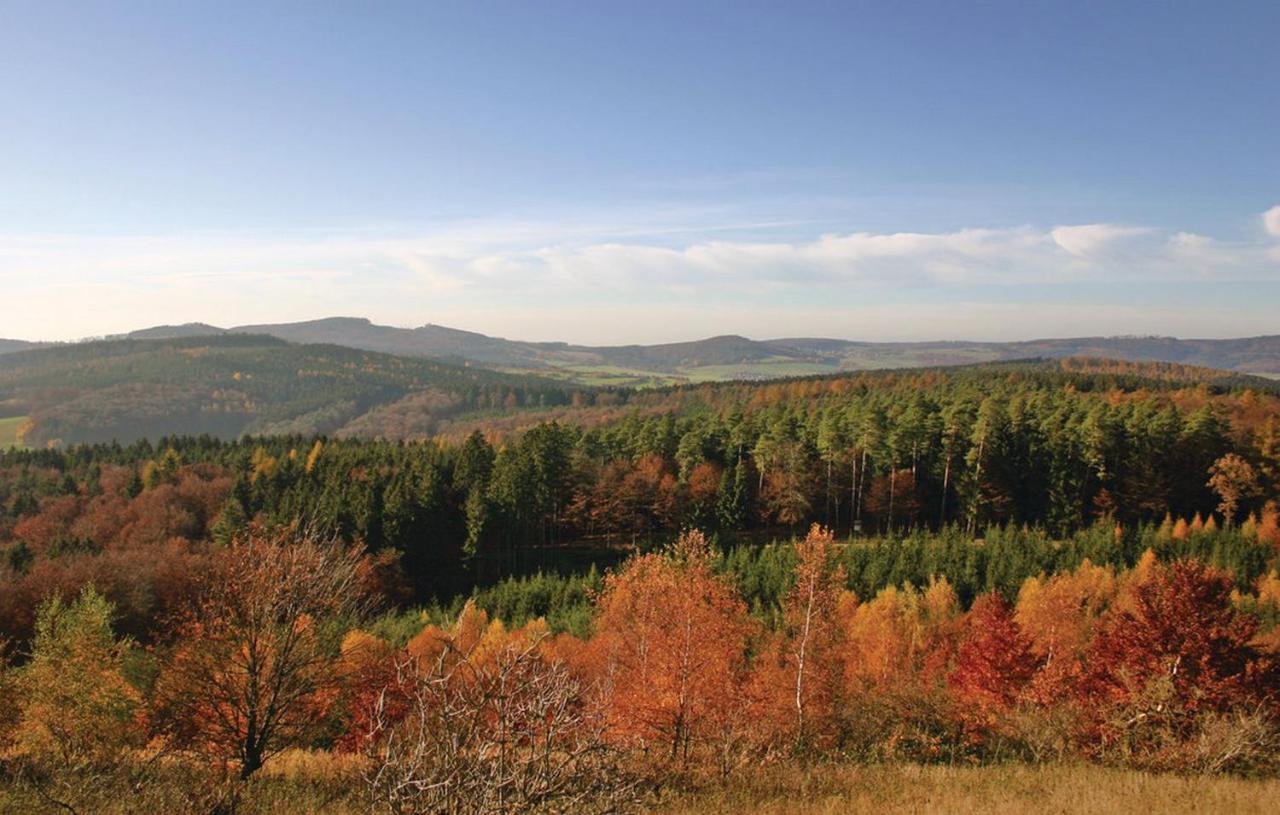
1080,559,1279,769
589,529,752,766
153,525,371,778
360,604,639,813
1015,560,1117,700
1207,453,1260,529
778,524,846,748
842,577,960,691
1084,560,1274,715
837,576,961,760
333,628,406,754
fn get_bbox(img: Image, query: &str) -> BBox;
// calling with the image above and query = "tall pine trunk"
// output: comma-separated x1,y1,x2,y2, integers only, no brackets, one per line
940,454,951,527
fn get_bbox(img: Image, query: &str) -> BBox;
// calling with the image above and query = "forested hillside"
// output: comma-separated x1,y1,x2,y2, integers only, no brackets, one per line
0,339,40,355
0,334,615,447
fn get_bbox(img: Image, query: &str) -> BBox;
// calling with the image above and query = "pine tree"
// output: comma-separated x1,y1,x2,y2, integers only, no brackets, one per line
716,460,748,531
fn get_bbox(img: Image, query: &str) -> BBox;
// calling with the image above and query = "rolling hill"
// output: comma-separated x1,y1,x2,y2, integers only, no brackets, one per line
8,318,1280,389
0,334,604,447
110,318,1280,382
0,339,42,355
2,328,1276,449
777,335,1280,376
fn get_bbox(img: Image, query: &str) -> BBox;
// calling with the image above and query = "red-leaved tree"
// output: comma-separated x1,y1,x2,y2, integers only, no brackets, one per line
948,592,1040,738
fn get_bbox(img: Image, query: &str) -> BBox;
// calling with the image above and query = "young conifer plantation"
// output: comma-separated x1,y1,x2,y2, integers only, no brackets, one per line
1,362,1279,812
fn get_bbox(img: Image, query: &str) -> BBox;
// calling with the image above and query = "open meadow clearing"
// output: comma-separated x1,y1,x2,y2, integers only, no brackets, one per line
3,760,1278,814
0,416,26,449
656,763,1280,815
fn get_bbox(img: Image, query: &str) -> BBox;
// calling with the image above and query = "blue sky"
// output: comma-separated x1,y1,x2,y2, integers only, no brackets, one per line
1,1,1278,343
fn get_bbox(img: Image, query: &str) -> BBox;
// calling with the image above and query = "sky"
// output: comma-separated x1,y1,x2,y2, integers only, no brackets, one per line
1,0,1278,344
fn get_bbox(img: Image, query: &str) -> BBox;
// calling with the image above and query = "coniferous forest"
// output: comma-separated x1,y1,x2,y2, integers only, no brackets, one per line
2,360,1280,811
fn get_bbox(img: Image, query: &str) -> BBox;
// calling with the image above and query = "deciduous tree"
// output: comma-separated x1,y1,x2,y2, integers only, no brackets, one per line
948,593,1040,736
1207,453,1260,528
15,587,142,764
154,525,370,778
1082,560,1276,748
779,524,846,747
590,530,752,765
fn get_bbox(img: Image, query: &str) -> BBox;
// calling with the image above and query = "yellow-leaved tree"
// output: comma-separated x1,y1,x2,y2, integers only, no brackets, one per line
15,587,143,765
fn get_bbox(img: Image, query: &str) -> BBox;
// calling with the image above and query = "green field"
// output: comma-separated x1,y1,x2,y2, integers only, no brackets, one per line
0,416,27,449
561,364,682,387
520,358,848,387
494,364,681,388
680,359,840,382
832,348,1003,370
544,359,844,387
532,352,1006,387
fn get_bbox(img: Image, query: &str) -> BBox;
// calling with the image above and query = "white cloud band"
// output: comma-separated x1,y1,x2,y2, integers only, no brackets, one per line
1,206,1277,342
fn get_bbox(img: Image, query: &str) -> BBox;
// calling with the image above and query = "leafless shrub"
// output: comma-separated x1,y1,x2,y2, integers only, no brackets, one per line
836,686,966,763
363,636,644,814
1189,709,1280,776
1098,673,1280,775
997,703,1081,764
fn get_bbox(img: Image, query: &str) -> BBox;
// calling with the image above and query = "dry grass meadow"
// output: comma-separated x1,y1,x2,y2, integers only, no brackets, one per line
3,755,1279,814
656,762,1280,814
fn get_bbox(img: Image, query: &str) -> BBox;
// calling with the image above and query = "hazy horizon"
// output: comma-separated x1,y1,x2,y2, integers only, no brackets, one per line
8,312,1280,349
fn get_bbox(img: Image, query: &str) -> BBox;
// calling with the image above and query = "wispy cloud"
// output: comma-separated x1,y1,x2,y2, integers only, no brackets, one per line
1264,205,1280,239
2,206,1278,342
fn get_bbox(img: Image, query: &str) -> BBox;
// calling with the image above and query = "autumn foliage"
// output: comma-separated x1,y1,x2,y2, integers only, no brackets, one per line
1087,561,1265,710
948,593,1040,738
763,524,847,749
151,525,370,778
2,527,1280,809
588,530,753,765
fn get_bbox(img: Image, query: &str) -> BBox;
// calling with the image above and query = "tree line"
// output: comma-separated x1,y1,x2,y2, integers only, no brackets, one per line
3,364,1278,610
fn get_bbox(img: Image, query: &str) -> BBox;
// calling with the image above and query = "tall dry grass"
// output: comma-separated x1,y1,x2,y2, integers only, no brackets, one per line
654,762,1280,815
2,760,1278,813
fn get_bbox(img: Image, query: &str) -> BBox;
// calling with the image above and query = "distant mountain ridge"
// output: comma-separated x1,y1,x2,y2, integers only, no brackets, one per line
124,318,1280,378
0,339,44,355
2,330,1277,448
124,322,227,339
5,318,1280,382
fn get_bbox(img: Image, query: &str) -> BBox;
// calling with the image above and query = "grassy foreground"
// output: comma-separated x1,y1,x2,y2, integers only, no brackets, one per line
657,763,1280,815
2,760,1277,814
